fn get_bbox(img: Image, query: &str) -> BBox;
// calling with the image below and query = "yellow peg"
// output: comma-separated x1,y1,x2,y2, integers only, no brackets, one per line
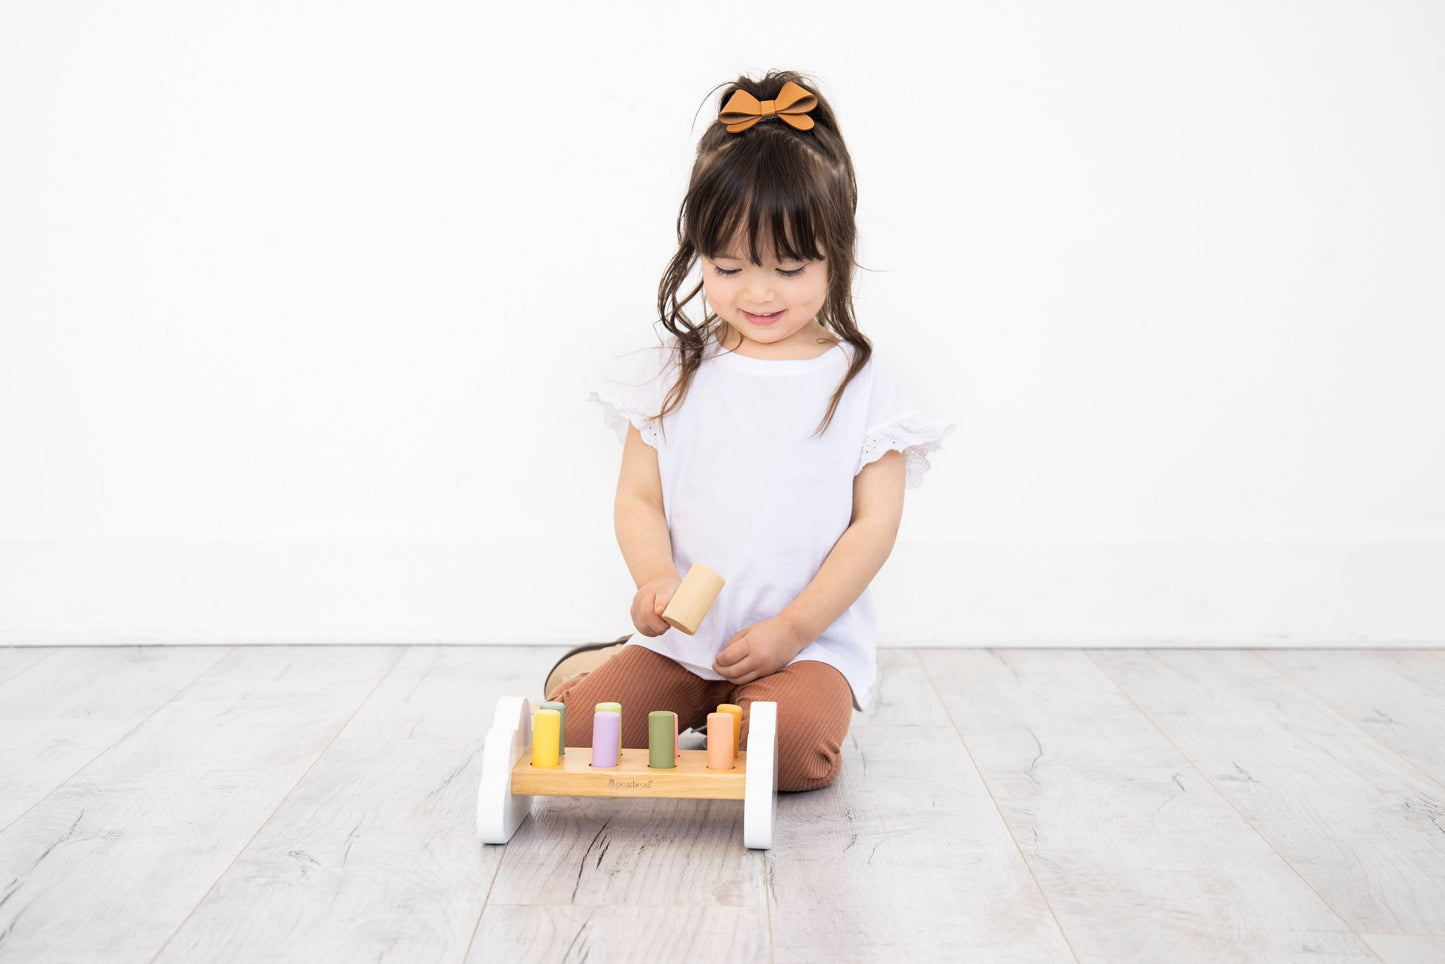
531,709,561,767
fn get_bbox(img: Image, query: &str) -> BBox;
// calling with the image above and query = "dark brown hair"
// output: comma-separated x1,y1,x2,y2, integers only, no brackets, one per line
652,69,872,439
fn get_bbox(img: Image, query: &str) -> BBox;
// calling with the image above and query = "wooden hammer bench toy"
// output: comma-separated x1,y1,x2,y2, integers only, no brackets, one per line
476,697,777,849
476,563,779,847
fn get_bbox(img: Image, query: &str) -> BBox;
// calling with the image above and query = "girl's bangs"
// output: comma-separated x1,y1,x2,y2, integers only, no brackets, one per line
690,160,826,265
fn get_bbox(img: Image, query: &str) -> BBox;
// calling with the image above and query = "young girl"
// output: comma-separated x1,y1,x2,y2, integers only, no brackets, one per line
548,70,953,792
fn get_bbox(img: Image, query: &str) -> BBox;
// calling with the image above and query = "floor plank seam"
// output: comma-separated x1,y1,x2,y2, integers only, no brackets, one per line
0,648,60,689
464,839,510,964
1248,650,1445,794
917,648,1082,963
764,850,776,964
1084,650,1388,962
0,646,238,839
145,645,408,964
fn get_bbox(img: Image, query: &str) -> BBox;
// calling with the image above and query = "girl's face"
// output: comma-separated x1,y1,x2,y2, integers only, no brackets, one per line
701,237,829,356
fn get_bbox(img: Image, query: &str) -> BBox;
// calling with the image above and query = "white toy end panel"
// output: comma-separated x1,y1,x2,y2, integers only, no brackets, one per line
477,696,533,844
743,700,777,849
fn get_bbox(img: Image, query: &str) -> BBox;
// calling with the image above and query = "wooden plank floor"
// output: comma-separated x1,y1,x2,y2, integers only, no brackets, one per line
1,646,1443,963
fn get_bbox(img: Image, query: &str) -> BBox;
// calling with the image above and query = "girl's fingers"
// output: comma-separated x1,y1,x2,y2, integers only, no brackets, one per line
636,604,666,636
720,663,758,685
715,645,753,681
714,642,744,668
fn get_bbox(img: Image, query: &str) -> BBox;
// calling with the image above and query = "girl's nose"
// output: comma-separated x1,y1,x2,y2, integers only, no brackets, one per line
744,273,774,301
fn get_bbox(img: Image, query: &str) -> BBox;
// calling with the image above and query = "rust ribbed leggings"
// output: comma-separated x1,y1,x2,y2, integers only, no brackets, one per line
547,641,854,792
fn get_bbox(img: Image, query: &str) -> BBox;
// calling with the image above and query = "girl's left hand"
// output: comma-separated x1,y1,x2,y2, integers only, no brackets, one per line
712,616,811,685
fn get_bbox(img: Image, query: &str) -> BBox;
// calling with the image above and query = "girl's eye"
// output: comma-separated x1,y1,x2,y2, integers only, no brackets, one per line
712,265,808,278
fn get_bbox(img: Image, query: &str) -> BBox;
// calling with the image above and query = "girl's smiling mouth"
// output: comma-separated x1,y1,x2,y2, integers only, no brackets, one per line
743,310,785,326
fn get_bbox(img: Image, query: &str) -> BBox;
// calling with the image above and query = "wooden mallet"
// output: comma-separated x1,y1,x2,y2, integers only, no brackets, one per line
660,563,725,635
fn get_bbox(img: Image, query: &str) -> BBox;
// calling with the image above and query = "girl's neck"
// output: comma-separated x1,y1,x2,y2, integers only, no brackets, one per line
716,321,840,361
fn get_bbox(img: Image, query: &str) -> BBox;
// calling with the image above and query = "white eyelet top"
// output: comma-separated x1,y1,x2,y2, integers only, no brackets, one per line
584,334,954,710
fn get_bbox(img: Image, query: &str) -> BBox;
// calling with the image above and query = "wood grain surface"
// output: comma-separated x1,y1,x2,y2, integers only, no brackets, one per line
1,644,1441,963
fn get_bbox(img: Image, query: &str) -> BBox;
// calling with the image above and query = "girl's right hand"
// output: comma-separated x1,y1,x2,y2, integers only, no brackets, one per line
631,574,682,636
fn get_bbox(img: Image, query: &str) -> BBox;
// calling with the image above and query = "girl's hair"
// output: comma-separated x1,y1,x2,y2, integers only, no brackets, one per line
653,69,871,439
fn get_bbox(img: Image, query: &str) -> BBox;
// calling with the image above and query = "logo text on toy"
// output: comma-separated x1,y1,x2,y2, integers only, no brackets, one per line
607,778,653,790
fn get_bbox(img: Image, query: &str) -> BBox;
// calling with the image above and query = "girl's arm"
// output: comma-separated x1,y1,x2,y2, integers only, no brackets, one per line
713,449,907,683
615,424,680,635
783,448,907,638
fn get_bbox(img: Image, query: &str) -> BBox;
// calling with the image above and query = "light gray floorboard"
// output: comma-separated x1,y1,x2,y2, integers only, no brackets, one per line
1359,934,1445,964
1260,650,1445,787
920,649,1375,962
0,646,401,963
1092,649,1445,937
472,800,768,964
2,646,1443,963
863,646,957,727
482,796,764,908
154,646,537,963
469,906,770,964
0,648,55,687
766,650,1072,961
0,646,230,828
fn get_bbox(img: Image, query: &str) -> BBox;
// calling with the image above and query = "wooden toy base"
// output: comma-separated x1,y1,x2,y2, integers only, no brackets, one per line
513,748,747,799
477,697,778,849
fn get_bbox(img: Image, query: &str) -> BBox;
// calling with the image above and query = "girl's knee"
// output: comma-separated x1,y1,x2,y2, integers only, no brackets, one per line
778,734,843,792
741,662,853,792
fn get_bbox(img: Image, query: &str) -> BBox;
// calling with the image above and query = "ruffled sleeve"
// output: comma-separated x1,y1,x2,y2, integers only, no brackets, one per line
855,354,955,489
584,345,674,449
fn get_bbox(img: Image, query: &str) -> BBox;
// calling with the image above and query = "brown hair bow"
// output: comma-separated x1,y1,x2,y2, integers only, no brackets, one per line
718,80,817,132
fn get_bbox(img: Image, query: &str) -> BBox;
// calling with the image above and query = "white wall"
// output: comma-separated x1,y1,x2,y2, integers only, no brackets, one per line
3,1,1442,646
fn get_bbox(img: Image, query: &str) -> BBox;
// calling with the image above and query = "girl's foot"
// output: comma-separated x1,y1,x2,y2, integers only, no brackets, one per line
543,635,632,699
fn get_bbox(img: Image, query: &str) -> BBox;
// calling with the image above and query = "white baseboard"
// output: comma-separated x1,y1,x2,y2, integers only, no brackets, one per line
1,539,1441,647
